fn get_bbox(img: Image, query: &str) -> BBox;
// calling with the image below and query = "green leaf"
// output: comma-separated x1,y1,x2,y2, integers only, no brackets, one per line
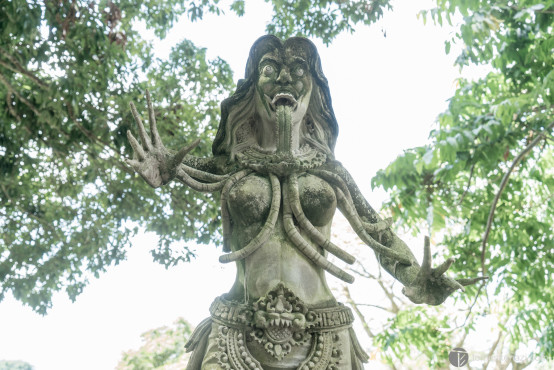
422,149,435,166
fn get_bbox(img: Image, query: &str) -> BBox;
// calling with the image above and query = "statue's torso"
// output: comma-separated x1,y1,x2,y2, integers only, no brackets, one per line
225,172,338,307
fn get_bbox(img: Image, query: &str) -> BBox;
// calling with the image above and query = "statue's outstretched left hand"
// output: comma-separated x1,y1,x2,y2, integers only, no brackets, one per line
126,90,199,188
402,236,488,305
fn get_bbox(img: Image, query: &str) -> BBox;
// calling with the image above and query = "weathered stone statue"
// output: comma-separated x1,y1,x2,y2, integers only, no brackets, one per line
126,35,486,369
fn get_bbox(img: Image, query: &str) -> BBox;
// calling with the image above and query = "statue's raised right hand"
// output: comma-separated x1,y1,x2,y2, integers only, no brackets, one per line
126,90,199,188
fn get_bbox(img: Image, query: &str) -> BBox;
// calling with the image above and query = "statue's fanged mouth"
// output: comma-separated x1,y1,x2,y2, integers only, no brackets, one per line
268,93,298,111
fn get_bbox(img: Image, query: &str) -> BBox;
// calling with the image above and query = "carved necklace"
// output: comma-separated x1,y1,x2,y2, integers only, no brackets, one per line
235,144,327,176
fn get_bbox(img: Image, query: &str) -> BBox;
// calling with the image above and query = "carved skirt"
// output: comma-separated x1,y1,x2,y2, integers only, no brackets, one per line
185,285,368,370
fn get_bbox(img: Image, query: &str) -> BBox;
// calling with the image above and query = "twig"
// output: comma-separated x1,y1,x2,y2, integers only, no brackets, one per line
0,46,49,89
458,163,475,205
0,183,58,234
458,281,485,328
356,260,377,278
456,327,469,348
483,331,503,370
349,262,401,312
496,336,507,369
480,122,554,275
0,73,40,116
349,266,374,279
73,119,120,154
64,101,126,161
343,286,375,338
354,303,394,312
6,92,21,121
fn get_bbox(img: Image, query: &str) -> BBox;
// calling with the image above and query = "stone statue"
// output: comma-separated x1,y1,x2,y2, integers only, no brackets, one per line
126,35,486,369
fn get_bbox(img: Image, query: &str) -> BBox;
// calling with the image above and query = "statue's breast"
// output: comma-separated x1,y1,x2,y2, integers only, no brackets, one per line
227,173,336,229
228,174,272,227
297,173,336,226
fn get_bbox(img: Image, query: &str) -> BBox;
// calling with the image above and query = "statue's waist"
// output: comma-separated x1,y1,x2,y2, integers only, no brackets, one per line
209,283,354,332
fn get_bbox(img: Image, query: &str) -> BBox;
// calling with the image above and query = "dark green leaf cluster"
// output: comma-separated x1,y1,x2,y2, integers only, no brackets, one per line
265,0,392,44
0,0,233,314
373,0,553,360
375,306,451,368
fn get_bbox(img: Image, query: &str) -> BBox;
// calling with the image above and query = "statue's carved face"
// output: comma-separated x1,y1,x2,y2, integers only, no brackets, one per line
255,48,313,123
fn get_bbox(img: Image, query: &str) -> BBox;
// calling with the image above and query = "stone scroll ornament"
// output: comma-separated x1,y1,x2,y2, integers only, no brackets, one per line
125,35,487,369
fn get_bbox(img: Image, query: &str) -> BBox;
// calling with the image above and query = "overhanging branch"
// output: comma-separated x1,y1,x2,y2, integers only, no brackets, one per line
0,73,41,116
0,47,49,89
480,122,554,275
343,285,375,339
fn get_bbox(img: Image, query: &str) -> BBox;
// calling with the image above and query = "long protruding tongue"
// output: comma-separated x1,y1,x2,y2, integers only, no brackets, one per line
276,104,292,154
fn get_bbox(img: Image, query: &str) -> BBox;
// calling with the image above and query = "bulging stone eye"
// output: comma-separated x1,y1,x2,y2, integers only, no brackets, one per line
294,68,304,77
263,65,274,76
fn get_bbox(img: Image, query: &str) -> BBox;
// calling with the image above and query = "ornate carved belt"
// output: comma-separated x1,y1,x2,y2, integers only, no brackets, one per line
208,284,355,363
209,283,354,332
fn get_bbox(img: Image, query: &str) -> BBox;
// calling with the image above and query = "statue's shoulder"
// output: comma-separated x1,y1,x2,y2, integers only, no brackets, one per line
214,155,240,175
316,159,344,172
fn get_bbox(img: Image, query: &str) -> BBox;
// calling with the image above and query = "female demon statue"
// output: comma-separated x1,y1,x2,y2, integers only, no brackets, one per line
126,36,485,370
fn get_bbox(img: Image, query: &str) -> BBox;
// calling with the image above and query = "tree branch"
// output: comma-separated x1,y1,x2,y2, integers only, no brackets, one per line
456,327,470,348
343,285,375,338
349,266,373,279
0,47,49,89
0,183,58,235
458,163,475,205
457,281,485,328
0,73,40,116
349,262,402,312
483,330,503,370
354,302,394,312
5,91,21,121
480,122,554,275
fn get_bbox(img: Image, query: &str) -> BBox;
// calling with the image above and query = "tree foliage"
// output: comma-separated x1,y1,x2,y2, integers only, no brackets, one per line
372,0,554,363
0,1,391,313
117,317,193,369
0,360,34,370
264,0,391,44
0,0,233,314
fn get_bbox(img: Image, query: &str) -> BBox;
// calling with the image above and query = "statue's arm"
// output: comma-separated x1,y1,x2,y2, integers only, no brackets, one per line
126,91,232,191
324,160,420,286
180,154,232,176
324,160,487,305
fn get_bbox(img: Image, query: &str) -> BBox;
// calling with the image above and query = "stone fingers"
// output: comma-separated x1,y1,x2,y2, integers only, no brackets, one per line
421,236,432,274
146,90,162,146
127,130,145,160
125,158,142,172
444,277,465,292
129,101,152,151
432,257,455,277
172,138,201,168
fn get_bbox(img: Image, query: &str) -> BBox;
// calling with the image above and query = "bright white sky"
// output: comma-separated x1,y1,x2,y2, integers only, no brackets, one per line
0,0,484,368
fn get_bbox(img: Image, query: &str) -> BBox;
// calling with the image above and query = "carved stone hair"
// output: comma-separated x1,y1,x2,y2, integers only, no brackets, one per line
212,35,339,158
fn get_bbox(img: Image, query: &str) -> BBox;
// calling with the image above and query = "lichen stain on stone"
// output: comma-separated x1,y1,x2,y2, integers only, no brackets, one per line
298,174,336,226
228,174,272,226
